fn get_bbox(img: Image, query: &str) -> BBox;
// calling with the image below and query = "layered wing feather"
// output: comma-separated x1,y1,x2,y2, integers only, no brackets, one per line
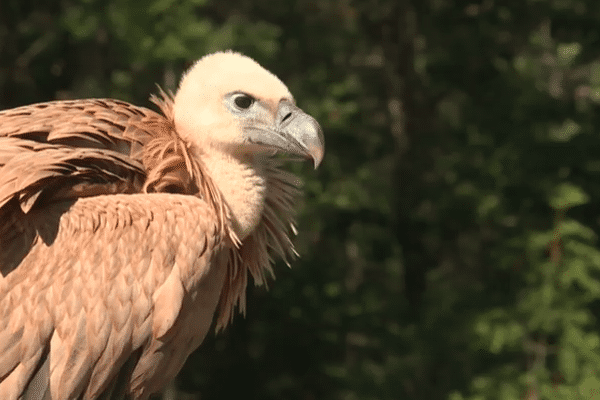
0,98,227,400
0,193,226,400
0,99,170,213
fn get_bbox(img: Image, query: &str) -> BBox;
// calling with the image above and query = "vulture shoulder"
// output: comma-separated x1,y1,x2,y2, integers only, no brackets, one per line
0,96,225,273
0,96,233,399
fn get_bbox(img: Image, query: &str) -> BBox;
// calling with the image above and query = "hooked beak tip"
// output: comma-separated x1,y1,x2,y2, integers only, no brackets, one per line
296,113,324,169
309,142,324,169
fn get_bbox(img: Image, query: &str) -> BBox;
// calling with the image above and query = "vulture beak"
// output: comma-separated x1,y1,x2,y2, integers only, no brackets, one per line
276,101,324,168
246,101,324,168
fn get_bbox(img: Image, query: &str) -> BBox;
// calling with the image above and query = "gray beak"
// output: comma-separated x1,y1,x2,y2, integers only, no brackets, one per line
245,100,324,168
275,101,324,168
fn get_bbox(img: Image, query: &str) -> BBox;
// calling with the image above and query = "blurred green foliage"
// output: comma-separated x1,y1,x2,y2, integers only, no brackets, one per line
4,0,600,399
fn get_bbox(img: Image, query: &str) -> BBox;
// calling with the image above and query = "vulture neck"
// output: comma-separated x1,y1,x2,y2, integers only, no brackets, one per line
199,146,267,240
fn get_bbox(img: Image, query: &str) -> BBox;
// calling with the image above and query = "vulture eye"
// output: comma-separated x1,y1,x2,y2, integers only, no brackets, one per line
233,93,255,110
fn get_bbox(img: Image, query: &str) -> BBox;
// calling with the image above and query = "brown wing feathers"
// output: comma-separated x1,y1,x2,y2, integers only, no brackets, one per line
0,99,169,213
0,98,204,400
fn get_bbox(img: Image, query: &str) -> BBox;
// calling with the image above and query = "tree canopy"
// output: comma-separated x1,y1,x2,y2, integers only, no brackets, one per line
3,0,600,399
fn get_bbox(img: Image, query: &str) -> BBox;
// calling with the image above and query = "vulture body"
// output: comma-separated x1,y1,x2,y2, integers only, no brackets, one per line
0,51,324,400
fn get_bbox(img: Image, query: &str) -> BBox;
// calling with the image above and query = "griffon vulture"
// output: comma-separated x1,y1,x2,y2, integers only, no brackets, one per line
0,51,324,400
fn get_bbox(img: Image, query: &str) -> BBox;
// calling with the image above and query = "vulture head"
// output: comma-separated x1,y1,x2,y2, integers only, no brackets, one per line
172,51,324,239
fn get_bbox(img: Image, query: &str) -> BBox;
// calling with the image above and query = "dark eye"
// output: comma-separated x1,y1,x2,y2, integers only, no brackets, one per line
233,93,255,110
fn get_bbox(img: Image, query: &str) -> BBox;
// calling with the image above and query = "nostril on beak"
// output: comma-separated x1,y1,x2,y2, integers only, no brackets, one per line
281,112,292,124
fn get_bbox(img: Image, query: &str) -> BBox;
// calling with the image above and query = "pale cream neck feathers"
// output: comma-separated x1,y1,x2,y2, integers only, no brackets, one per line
172,51,293,239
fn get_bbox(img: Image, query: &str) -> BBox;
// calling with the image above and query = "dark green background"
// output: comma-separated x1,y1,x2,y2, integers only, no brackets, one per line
3,0,600,399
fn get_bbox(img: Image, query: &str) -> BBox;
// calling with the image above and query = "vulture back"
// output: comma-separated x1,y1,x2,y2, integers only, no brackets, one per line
0,97,239,399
